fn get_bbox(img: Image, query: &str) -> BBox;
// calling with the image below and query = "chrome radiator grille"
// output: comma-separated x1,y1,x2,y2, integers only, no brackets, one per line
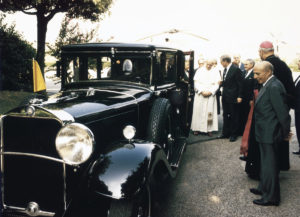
1,115,65,214
2,116,61,157
3,155,65,212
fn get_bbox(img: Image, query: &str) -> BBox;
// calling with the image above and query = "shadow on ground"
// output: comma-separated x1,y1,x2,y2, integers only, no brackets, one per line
187,113,223,145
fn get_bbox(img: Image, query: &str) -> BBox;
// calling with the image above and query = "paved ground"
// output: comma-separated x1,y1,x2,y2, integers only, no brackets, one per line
155,113,300,217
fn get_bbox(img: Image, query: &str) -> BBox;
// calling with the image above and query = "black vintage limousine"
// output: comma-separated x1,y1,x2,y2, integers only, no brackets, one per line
0,43,195,217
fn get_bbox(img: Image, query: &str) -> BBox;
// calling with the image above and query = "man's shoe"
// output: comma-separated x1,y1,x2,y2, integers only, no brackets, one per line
293,151,300,155
229,136,237,142
248,174,260,181
218,134,229,139
249,188,262,195
239,156,247,161
253,199,279,206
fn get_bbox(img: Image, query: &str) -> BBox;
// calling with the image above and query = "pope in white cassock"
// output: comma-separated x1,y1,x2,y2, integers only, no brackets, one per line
191,60,221,136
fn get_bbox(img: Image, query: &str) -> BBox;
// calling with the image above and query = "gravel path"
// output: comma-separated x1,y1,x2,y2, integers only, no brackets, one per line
155,125,300,217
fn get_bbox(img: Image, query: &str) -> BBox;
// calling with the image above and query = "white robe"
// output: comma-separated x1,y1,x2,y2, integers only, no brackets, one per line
191,67,221,133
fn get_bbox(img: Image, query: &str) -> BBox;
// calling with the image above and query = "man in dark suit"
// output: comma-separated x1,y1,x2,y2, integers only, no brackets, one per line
233,54,246,76
250,61,291,206
218,55,243,142
293,59,300,154
239,59,256,136
259,41,296,170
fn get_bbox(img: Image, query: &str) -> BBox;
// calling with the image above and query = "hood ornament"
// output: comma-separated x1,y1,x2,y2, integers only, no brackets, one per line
25,106,36,116
25,202,40,216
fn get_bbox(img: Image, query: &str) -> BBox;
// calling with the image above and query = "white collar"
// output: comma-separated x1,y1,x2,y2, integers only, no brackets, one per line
225,63,232,71
263,75,274,86
245,68,253,78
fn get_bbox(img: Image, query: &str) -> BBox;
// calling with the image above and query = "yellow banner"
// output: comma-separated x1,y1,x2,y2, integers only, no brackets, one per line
32,59,46,92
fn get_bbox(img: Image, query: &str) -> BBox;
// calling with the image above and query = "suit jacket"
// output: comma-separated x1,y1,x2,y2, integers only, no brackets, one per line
265,55,296,108
221,64,243,103
242,70,255,102
254,76,290,143
295,75,300,110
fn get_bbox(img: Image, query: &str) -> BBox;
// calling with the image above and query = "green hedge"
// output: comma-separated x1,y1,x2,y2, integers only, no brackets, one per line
0,14,36,91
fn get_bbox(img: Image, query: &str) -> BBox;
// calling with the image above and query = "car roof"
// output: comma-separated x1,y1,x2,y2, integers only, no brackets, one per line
61,42,181,52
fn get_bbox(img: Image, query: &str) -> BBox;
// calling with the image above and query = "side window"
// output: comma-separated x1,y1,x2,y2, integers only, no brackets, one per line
87,56,112,80
157,52,177,84
110,57,150,83
66,57,80,83
101,57,111,79
65,56,112,84
165,53,177,82
87,57,97,79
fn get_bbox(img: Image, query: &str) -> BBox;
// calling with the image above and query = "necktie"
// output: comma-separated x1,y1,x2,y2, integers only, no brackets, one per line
223,68,227,80
244,70,249,79
295,75,300,87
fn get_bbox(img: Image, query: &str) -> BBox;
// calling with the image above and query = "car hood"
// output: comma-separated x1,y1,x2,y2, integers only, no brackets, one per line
38,86,152,121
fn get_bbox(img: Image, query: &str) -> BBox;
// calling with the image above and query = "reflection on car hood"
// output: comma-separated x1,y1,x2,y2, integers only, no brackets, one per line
40,86,152,120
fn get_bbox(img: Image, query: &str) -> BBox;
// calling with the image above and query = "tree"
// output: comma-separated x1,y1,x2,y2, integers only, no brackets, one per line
47,16,100,60
0,13,36,91
0,0,113,74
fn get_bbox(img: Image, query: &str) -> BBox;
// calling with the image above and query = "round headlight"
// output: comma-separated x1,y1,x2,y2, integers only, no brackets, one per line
55,123,94,165
123,125,136,140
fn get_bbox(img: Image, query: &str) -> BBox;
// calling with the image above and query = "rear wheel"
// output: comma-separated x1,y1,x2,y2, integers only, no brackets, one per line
147,98,175,159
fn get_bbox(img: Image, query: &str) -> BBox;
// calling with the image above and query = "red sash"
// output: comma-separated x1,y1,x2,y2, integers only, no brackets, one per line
240,89,259,156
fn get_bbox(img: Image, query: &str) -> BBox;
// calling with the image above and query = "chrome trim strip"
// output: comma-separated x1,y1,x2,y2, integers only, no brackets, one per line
62,50,152,54
63,163,67,210
1,115,5,207
94,190,123,200
1,152,76,166
4,107,73,126
46,109,75,126
83,88,138,100
170,140,187,169
4,205,55,217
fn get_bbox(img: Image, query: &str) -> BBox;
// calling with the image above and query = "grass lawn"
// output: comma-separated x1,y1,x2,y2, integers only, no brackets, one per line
0,91,33,114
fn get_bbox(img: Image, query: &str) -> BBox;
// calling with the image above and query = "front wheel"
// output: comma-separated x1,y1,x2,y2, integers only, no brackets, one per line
108,187,151,217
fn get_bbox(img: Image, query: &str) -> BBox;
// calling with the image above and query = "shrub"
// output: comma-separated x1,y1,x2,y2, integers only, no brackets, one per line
0,13,36,91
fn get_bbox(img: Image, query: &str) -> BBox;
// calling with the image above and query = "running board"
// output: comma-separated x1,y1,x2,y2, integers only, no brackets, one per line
170,137,187,169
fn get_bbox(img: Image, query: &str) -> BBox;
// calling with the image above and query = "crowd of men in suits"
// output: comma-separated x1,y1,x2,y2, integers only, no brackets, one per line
193,40,299,206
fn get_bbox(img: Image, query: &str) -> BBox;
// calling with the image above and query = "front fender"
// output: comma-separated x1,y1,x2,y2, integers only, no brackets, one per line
88,141,161,199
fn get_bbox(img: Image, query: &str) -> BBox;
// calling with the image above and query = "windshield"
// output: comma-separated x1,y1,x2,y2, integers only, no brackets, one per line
62,55,152,85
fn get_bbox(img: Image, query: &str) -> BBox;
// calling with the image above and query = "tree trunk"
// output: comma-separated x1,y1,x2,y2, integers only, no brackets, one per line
36,11,48,75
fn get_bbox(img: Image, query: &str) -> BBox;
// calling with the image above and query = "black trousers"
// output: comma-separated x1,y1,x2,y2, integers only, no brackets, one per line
257,142,280,203
239,100,251,135
245,117,260,179
222,99,239,137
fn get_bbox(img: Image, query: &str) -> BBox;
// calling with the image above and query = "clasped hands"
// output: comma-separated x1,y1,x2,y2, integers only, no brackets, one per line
284,132,293,141
200,91,212,97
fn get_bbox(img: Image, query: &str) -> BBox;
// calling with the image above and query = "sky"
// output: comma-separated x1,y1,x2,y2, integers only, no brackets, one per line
4,0,300,62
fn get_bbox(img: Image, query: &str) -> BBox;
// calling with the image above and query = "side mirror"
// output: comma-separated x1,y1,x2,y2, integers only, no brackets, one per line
56,61,61,77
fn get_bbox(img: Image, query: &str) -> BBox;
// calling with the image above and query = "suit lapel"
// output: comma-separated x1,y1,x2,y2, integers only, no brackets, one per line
255,76,275,105
245,71,254,79
224,64,234,81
